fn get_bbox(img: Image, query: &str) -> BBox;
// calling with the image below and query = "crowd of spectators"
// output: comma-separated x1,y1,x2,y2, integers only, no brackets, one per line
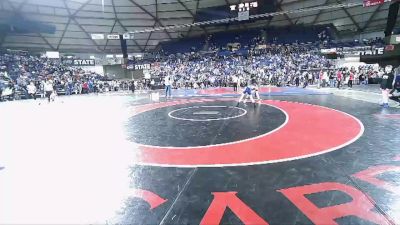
148,42,388,90
0,36,392,102
0,52,128,101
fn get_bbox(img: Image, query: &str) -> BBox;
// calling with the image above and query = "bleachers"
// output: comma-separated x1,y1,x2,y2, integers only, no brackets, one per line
160,37,205,54
160,25,334,54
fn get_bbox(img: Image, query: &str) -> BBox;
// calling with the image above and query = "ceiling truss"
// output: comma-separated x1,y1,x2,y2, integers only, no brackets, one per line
0,0,398,53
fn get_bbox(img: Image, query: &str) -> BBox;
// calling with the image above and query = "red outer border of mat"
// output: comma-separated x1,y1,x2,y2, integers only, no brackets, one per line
130,99,364,167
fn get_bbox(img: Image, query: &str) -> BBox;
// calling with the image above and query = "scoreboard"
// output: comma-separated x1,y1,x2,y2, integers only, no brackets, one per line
230,1,258,12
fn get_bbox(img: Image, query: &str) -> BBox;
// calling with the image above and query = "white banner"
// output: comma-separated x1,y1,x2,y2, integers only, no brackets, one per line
46,51,60,59
123,33,134,40
144,70,151,79
107,34,120,40
91,34,104,40
238,10,249,21
321,48,337,54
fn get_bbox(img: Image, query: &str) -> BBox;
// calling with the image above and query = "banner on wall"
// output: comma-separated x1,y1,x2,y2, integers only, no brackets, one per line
321,46,384,56
238,10,249,21
127,64,151,70
363,0,390,7
320,48,337,54
363,0,385,7
123,33,134,40
107,34,120,40
144,70,151,79
45,51,60,59
63,59,96,66
91,34,105,40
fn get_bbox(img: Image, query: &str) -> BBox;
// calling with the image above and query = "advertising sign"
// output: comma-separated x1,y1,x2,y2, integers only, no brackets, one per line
63,59,96,66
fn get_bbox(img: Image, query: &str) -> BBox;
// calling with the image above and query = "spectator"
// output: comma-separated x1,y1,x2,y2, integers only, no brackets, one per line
232,75,239,92
337,70,343,89
380,65,394,108
164,74,172,98
27,81,37,100
82,81,89,94
348,71,354,88
130,80,135,93
329,71,335,88
44,79,54,102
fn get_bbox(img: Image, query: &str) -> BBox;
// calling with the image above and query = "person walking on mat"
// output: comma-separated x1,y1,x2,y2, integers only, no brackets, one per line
165,74,172,98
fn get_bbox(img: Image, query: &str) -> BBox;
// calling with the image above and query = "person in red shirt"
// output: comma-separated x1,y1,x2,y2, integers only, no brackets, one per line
348,72,354,88
336,70,342,89
82,81,89,94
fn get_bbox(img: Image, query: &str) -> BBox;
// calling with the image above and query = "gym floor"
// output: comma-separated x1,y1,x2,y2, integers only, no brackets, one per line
0,86,399,225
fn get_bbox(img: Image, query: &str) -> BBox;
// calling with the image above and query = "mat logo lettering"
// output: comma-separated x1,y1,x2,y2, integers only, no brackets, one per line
133,158,399,225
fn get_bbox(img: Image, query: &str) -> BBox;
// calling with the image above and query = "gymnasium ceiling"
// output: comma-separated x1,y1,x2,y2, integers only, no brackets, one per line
0,0,398,53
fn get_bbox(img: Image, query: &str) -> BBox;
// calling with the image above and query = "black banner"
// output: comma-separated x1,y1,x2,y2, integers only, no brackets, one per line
127,64,151,70
321,46,385,56
360,44,400,67
63,59,96,66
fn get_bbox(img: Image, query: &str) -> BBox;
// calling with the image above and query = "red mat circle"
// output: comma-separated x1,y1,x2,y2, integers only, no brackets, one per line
130,99,364,167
